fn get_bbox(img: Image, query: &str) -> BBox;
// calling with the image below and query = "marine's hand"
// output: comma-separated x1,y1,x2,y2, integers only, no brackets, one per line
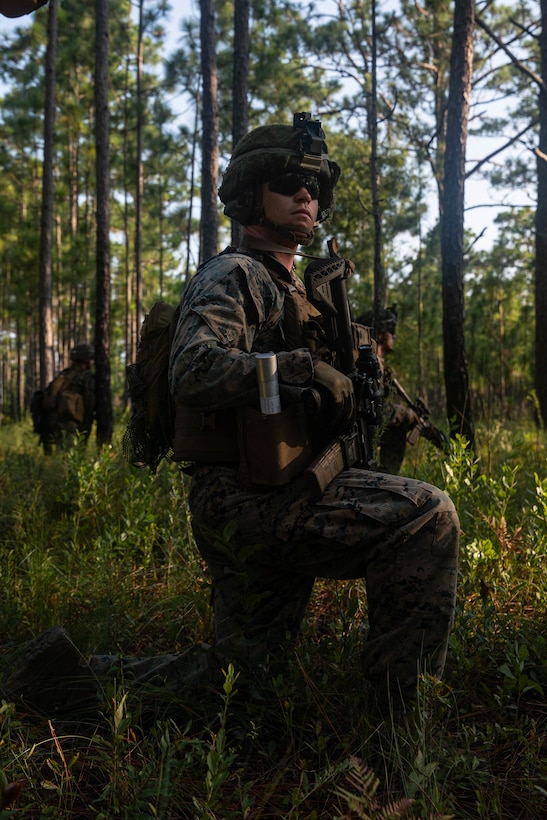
312,360,355,432
422,423,449,450
407,408,421,428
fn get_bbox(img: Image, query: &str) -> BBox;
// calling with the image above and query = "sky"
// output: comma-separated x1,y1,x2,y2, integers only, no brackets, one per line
0,0,532,253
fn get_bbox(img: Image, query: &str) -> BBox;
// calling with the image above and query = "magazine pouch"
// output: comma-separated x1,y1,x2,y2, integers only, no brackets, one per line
237,403,313,489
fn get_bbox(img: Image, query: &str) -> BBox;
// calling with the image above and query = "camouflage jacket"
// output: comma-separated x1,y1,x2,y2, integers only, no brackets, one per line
169,248,316,412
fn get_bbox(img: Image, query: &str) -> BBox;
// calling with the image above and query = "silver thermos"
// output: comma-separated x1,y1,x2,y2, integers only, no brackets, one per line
255,352,281,415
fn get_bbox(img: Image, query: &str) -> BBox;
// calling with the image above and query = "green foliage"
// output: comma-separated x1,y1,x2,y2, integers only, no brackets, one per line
0,0,191,408
335,756,416,818
0,0,542,432
0,423,206,651
1,419,547,817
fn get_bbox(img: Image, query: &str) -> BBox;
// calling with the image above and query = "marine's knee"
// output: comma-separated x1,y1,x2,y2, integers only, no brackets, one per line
419,485,460,558
421,484,458,523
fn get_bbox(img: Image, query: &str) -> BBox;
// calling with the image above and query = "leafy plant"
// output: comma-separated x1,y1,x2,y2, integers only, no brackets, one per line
0,420,546,817
335,756,415,819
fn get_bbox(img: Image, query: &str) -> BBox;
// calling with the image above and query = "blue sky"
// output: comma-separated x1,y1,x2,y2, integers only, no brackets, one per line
1,0,533,252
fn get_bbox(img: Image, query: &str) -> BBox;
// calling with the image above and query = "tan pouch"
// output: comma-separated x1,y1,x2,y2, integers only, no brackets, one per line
172,405,238,464
237,403,313,489
58,391,85,424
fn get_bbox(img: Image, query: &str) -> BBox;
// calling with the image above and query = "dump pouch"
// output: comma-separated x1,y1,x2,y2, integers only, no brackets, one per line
41,371,85,423
237,403,313,489
172,405,239,465
58,391,85,424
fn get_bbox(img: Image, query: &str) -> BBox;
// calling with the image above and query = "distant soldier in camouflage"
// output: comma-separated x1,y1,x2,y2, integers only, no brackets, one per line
36,343,96,454
358,305,448,474
6,114,459,716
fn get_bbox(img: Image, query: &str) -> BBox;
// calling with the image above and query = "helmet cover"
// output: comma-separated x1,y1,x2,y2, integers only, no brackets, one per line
219,112,340,230
358,304,398,336
70,343,95,362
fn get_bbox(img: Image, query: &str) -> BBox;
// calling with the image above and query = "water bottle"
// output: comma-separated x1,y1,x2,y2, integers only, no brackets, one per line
255,352,281,415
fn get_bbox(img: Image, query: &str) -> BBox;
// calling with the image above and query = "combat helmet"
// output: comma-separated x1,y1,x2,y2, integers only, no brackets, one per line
358,304,398,336
218,111,341,245
70,343,95,363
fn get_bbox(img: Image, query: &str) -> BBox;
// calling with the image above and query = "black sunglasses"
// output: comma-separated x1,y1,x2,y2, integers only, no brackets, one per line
267,173,321,200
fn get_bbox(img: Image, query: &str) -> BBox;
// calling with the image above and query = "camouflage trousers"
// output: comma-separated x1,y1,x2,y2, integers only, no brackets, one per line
90,466,459,702
190,466,459,698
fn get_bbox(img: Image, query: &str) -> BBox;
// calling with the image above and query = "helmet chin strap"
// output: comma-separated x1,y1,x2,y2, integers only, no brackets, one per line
259,215,316,246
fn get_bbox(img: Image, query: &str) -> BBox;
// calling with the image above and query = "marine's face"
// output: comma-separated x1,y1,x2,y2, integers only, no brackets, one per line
380,330,395,355
261,175,319,235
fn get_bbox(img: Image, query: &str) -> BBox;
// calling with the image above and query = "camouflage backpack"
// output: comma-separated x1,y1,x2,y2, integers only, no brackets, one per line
42,369,85,424
123,301,180,473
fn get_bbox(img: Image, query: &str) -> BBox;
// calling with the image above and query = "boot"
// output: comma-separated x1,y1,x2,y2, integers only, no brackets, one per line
4,626,96,715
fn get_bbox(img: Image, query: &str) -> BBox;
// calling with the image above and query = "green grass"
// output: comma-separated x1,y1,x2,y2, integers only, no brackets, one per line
0,419,546,818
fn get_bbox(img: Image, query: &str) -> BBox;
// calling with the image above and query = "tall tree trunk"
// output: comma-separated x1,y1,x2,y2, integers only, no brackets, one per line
94,0,113,446
535,1,547,427
123,59,133,380
16,322,23,420
231,0,249,248
200,0,219,263
121,34,133,381
440,0,475,449
157,108,165,297
135,0,144,330
185,92,200,288
39,0,58,389
370,0,385,328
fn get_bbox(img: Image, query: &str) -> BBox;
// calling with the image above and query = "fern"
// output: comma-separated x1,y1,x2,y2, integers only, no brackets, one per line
335,756,456,819
335,756,413,819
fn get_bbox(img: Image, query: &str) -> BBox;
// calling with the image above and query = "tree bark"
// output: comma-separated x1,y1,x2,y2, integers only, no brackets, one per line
440,0,475,449
199,0,219,263
535,1,547,427
231,0,249,248
369,0,385,328
94,0,113,446
39,0,58,389
135,0,144,333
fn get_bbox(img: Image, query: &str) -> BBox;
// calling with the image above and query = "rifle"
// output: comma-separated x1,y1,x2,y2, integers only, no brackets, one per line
302,238,383,495
390,374,448,450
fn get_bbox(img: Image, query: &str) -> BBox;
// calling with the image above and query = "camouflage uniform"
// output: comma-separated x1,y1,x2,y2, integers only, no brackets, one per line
80,249,459,705
42,363,95,452
6,116,459,714
378,364,421,475
358,306,443,476
154,248,458,702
